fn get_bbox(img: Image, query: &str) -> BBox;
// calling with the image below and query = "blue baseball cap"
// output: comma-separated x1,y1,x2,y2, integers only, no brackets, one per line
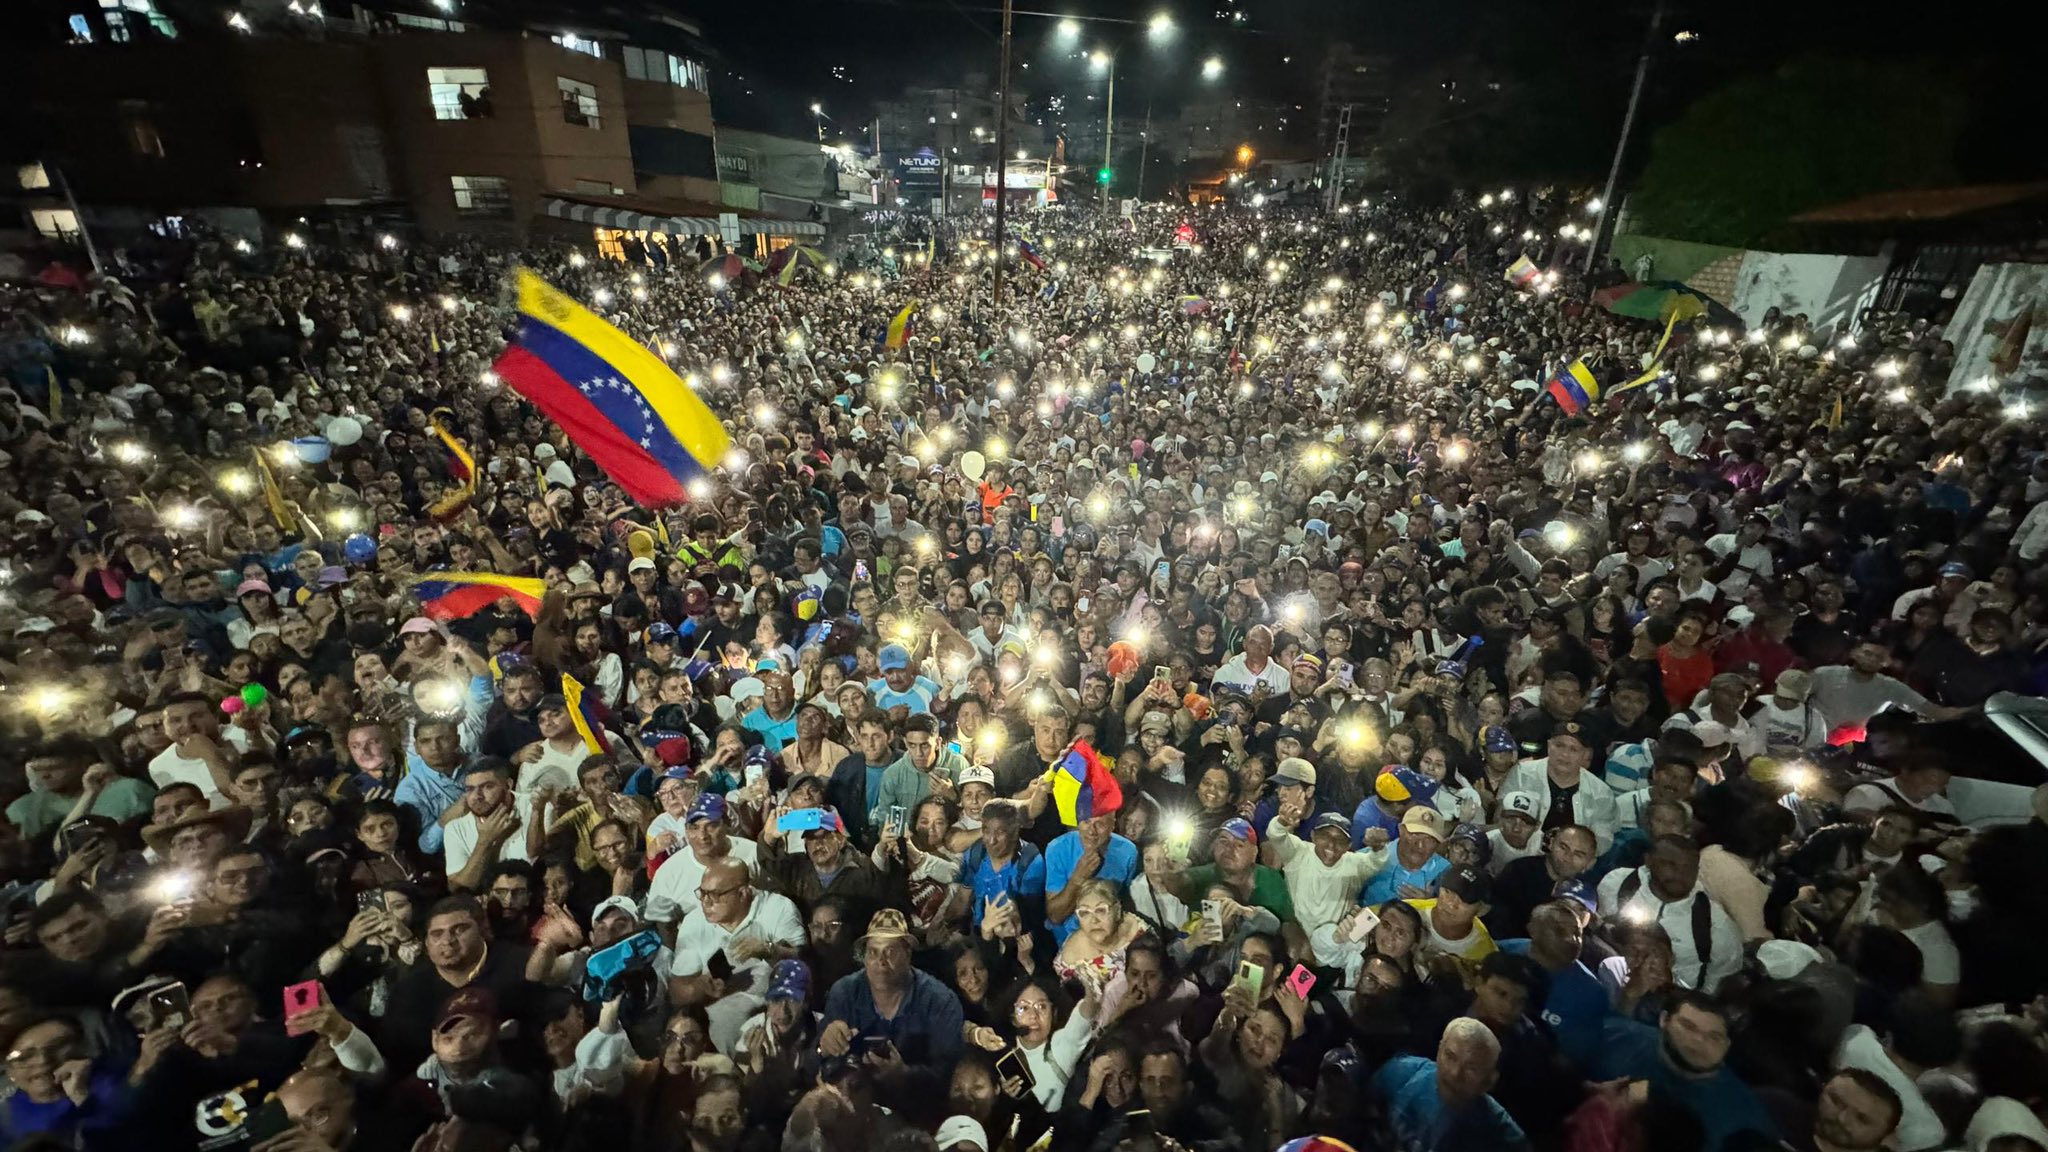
1553,877,1597,913
647,622,679,644
767,958,812,1002
1482,725,1517,755
686,793,727,825
1217,817,1258,845
878,644,911,671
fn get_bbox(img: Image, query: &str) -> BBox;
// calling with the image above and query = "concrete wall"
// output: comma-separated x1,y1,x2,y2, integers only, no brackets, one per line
1727,251,1891,336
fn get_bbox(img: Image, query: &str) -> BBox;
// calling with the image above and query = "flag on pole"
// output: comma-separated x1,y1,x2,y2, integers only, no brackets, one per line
492,268,731,508
412,572,546,620
1545,359,1601,415
426,410,477,522
252,447,295,529
1505,255,1540,287
1049,740,1122,826
561,672,612,755
1176,295,1211,315
886,301,918,349
43,365,63,423
1017,238,1047,270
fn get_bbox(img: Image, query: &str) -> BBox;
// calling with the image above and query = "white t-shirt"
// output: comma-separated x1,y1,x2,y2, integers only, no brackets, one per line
1706,534,1774,598
1842,777,1958,821
1485,827,1543,874
1811,667,1935,727
1834,1024,1946,1152
645,839,761,924
672,888,807,997
1902,918,1961,986
519,738,597,798
149,746,226,808
443,804,535,876
1750,698,1830,758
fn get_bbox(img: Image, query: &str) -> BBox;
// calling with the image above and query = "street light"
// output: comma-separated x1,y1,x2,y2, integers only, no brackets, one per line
1147,11,1174,37
1202,56,1224,80
1057,17,1080,41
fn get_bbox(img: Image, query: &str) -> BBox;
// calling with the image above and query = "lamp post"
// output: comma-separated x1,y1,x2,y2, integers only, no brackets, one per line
1092,48,1117,213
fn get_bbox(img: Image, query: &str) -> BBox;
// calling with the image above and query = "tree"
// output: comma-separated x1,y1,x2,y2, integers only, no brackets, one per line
1627,56,1968,247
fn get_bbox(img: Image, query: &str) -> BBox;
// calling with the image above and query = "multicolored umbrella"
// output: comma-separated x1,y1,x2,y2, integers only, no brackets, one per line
767,245,830,286
697,252,761,282
1592,280,1741,329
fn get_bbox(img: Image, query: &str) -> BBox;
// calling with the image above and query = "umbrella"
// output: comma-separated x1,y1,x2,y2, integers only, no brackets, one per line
768,245,830,286
1592,280,1741,329
698,252,760,282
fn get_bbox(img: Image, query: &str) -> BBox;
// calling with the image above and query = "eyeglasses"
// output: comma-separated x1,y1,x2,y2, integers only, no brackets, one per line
698,884,746,900
5,1041,76,1065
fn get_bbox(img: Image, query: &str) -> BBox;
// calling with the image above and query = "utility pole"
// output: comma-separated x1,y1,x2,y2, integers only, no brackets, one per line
1099,61,1116,213
991,0,1014,308
1136,100,1152,202
1585,0,1663,274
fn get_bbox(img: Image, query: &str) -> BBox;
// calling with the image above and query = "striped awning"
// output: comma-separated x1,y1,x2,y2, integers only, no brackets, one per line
542,197,822,238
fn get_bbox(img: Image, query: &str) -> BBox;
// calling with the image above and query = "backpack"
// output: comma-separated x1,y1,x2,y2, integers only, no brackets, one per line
1617,868,1714,975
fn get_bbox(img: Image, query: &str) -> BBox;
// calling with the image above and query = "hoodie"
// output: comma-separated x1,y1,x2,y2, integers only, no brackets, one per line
870,747,972,830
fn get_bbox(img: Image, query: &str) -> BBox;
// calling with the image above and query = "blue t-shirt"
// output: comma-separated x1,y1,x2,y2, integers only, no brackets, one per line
1043,830,1139,943
1371,1054,1530,1152
868,675,941,715
1360,854,1451,906
1590,1018,1779,1152
1498,939,1608,1064
961,841,1048,927
1350,796,1406,848
741,705,799,752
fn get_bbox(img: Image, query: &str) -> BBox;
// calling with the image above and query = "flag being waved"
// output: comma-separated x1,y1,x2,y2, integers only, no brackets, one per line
1049,740,1122,826
1504,255,1540,288
1545,359,1601,415
426,410,477,522
886,301,919,349
492,268,731,508
413,572,546,620
561,672,612,755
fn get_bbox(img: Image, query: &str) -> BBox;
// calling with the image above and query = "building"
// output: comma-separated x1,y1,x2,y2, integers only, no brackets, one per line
872,80,1042,209
3,2,823,250
1315,42,1393,152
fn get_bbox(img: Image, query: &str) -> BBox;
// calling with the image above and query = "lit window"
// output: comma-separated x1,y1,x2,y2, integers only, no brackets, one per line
450,175,511,218
552,32,601,58
18,163,51,190
557,77,600,129
426,67,491,120
395,13,462,30
32,209,81,239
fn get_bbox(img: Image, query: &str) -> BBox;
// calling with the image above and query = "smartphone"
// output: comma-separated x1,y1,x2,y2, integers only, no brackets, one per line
148,983,192,1032
1153,665,1171,683
852,560,870,583
946,741,963,756
994,1047,1035,1090
858,1034,895,1059
776,808,828,834
1285,964,1317,999
1232,959,1267,1000
245,1097,292,1142
1345,906,1382,943
282,980,322,1035
888,804,907,835
1050,515,1066,538
1200,898,1222,931
356,890,387,914
1337,663,1355,687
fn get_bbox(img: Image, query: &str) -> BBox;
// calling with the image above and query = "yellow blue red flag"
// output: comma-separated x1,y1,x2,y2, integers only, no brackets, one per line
561,671,612,755
1545,359,1600,415
886,301,918,349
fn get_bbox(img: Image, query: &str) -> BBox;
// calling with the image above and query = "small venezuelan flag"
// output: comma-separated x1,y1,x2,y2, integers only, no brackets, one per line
426,411,477,522
561,672,612,754
493,268,732,508
1545,359,1600,415
413,572,546,620
1049,740,1122,826
886,301,918,349
1017,238,1047,271
1504,255,1540,287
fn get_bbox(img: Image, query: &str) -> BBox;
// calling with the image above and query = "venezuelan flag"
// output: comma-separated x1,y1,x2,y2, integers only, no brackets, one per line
1177,295,1211,316
427,410,477,522
1017,238,1047,271
1049,740,1123,826
412,572,546,620
1545,359,1600,415
1505,255,1540,287
886,301,918,349
562,672,612,755
493,268,732,508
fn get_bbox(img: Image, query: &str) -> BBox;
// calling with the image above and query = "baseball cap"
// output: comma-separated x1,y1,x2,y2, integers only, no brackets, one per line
535,693,568,714
1690,720,1735,749
1398,806,1446,841
936,1116,990,1152
628,556,656,572
766,958,812,1003
235,578,272,597
1375,765,1437,805
1275,757,1317,787
1498,791,1542,823
1548,721,1593,749
686,793,727,825
1311,812,1353,836
436,986,498,1032
802,808,846,836
878,644,911,671
1938,561,1972,580
1440,865,1492,905
1773,668,1813,703
1553,877,1597,913
1139,711,1172,735
1755,939,1822,981
1482,725,1517,755
592,895,641,925
959,765,996,789
1217,817,1258,845
399,616,439,636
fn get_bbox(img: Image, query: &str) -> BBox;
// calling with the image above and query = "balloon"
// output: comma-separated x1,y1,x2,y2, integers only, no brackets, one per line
325,416,364,447
1105,641,1140,679
343,533,378,564
959,451,986,483
291,436,332,464
1135,352,1158,374
220,697,245,715
240,683,268,708
627,529,656,561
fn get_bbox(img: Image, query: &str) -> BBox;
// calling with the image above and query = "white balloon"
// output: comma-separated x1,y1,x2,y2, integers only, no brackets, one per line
959,451,987,483
325,416,364,447
1135,352,1158,374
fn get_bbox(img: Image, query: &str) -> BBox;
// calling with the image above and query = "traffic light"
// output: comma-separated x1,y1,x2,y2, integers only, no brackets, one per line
1097,167,1113,185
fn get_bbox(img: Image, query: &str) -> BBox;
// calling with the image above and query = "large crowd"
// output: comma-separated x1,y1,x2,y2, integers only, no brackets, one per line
3,184,2048,1152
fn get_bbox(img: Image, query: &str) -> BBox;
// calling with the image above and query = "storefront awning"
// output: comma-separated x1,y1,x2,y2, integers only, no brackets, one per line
541,197,822,238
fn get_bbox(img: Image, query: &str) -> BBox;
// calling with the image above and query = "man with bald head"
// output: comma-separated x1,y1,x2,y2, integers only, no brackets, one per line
1371,1015,1530,1151
1213,624,1292,698
670,855,806,1053
272,1067,361,1150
